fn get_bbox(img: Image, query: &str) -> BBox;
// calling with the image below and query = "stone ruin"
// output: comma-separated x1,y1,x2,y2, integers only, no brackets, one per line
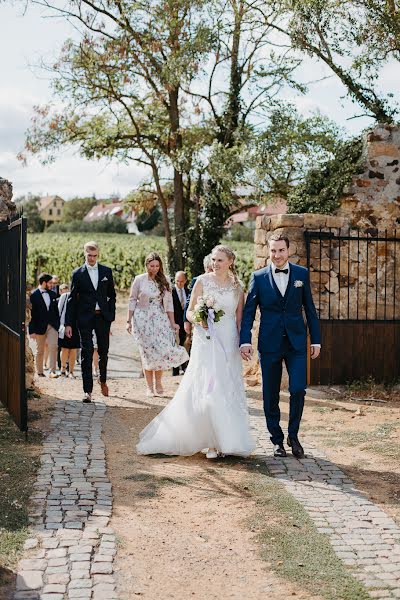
0,177,17,221
254,123,400,322
245,123,400,386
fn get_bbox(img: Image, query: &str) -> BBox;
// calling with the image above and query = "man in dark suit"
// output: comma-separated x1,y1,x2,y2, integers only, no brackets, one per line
172,271,189,375
240,233,321,459
65,241,116,402
29,272,60,378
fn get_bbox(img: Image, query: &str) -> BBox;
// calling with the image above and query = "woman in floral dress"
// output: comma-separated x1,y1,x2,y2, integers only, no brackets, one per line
126,253,189,397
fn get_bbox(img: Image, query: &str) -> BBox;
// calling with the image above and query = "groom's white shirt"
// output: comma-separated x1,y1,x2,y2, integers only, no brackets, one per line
272,261,290,297
240,262,320,349
86,261,100,310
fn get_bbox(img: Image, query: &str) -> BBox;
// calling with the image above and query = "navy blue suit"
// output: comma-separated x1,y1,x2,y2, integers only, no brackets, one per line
29,289,60,335
240,263,320,445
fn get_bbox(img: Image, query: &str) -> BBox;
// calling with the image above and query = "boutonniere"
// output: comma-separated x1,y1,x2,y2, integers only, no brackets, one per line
294,280,304,288
101,276,108,282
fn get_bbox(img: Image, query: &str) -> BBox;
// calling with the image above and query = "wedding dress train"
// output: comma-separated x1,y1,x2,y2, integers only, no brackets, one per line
136,274,255,457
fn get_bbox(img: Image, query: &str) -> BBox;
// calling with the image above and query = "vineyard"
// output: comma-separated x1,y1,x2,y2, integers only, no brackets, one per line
27,233,255,290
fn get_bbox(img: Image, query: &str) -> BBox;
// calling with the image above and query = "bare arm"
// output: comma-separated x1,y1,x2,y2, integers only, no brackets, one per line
235,288,245,333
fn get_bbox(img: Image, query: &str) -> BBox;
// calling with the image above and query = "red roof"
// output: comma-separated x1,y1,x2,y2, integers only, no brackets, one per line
84,202,124,222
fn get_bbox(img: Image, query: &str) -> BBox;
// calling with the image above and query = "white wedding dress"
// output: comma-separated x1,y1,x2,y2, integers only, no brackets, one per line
136,274,256,457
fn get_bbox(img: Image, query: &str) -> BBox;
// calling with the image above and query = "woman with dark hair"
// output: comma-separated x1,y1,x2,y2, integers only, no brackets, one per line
126,252,189,397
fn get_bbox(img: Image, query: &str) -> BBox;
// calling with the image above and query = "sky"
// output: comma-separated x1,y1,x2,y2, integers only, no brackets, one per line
1,3,399,201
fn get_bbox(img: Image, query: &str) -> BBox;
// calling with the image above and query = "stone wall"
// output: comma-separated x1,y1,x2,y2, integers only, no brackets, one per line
337,123,400,228
255,213,400,321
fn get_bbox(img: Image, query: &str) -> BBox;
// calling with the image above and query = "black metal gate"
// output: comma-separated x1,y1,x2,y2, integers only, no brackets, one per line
305,228,400,385
0,217,28,430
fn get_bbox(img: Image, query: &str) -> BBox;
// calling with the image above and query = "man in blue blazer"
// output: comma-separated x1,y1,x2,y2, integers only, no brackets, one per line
240,233,321,458
65,241,116,403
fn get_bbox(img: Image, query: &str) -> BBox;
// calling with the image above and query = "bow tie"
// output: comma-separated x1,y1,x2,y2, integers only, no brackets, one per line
86,264,98,271
275,268,288,274
41,290,49,294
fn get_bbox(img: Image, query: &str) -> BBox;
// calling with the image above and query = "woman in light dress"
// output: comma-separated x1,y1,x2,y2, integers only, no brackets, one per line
126,253,189,397
136,245,255,459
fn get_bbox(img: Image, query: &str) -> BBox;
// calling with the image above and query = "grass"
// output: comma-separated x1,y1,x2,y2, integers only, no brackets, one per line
0,406,42,586
312,421,400,460
243,461,371,600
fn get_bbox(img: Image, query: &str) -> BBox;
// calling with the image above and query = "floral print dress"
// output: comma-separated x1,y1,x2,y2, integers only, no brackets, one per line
132,277,189,371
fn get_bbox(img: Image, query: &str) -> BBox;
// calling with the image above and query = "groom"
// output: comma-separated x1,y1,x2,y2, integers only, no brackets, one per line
65,240,116,403
240,233,321,458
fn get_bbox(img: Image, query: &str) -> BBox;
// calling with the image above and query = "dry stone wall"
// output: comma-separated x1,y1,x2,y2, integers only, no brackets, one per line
337,123,400,228
255,213,400,321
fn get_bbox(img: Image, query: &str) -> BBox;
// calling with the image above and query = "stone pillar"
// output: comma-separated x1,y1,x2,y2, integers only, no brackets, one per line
0,177,17,221
336,123,400,228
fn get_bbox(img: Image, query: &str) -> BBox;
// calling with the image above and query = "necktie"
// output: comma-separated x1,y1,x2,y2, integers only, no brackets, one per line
179,288,185,308
275,268,288,274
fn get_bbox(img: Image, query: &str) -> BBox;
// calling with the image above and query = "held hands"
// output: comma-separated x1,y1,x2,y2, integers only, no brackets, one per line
240,346,254,361
184,322,191,335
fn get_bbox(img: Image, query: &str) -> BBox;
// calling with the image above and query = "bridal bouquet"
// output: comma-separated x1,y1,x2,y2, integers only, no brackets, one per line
192,295,225,339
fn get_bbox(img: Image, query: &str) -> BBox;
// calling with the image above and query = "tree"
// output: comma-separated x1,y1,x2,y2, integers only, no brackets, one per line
248,105,342,198
62,196,97,222
277,0,398,121
21,0,307,272
15,195,44,232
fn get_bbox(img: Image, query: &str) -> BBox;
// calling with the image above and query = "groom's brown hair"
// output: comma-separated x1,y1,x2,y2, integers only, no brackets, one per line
268,233,289,248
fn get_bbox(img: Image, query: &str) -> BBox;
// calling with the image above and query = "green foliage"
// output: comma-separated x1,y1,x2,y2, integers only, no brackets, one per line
0,407,42,578
287,137,364,214
47,216,127,234
15,196,44,233
27,233,254,290
62,197,97,223
251,105,342,197
224,224,255,243
136,207,161,232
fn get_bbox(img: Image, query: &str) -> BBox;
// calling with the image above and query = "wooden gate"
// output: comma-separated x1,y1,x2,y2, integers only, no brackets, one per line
0,217,28,430
306,228,400,385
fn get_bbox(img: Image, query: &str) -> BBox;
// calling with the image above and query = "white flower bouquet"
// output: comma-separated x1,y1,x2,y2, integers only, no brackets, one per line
192,295,225,339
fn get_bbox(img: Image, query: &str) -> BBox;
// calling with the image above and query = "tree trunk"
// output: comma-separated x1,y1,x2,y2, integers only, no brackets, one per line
169,87,186,271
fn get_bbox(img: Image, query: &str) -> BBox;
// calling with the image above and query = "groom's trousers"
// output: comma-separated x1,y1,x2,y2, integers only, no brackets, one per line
79,313,111,393
259,337,307,445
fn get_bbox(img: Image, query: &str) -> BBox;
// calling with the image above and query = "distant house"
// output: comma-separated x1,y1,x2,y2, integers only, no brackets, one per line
226,198,288,229
38,195,65,226
83,201,140,234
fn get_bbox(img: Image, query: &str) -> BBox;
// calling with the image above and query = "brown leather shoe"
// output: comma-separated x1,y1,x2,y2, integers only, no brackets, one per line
99,381,109,397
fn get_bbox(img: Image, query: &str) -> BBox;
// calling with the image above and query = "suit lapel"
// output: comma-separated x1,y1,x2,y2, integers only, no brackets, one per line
266,265,282,301
284,264,295,305
82,264,95,291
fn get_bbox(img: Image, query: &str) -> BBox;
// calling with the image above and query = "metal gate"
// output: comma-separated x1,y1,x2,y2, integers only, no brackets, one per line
305,228,400,385
0,217,27,430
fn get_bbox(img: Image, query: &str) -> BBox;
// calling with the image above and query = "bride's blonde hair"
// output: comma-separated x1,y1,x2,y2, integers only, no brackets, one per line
211,244,241,288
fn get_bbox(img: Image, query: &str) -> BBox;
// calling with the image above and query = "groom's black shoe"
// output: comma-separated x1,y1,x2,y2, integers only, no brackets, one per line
273,444,287,458
287,436,305,459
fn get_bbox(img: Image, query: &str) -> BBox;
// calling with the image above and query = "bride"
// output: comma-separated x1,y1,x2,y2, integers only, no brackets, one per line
136,245,255,459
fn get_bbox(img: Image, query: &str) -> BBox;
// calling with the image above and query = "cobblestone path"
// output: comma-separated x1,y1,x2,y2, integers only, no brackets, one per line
16,390,400,599
14,400,117,600
249,405,400,600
